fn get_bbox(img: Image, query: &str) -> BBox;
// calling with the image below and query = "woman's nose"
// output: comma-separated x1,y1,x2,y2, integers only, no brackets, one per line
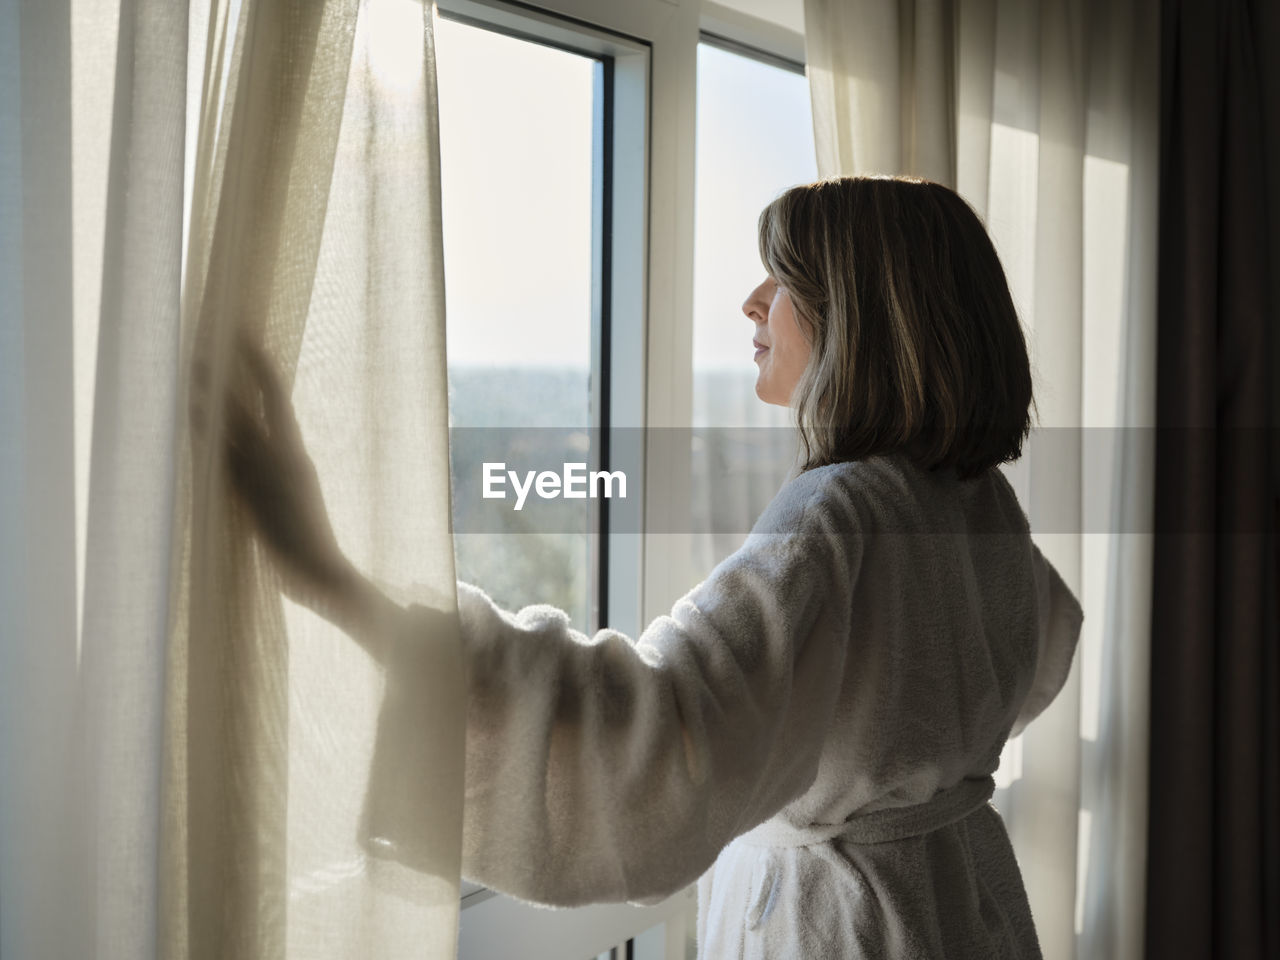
743,278,771,321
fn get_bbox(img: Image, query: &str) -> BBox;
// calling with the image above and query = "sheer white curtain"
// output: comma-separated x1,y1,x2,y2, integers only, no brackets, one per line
0,0,464,957
802,1,1158,958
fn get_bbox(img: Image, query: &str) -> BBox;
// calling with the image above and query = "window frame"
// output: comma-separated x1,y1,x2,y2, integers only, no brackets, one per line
438,0,654,644
434,1,809,956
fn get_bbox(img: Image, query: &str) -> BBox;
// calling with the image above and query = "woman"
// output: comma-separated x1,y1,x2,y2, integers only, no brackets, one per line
220,176,1082,958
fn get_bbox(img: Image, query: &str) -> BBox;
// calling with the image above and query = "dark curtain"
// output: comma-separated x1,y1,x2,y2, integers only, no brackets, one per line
1147,0,1280,957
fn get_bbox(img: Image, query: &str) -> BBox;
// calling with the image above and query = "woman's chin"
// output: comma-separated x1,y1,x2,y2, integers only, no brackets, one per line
754,378,785,407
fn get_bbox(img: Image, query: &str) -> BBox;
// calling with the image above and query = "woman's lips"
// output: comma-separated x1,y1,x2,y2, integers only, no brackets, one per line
753,339,768,361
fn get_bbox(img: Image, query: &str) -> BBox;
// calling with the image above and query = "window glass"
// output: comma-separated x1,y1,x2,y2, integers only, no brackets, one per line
436,17,598,628
692,42,817,572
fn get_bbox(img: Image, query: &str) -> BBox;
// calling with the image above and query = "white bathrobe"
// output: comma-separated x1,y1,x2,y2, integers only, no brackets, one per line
431,451,1082,958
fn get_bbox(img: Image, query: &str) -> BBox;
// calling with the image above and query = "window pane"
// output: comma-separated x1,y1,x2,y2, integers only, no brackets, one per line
692,42,817,572
436,18,598,628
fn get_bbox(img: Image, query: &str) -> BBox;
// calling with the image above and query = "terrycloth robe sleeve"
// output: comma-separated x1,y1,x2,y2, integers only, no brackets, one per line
442,478,863,907
1009,541,1084,738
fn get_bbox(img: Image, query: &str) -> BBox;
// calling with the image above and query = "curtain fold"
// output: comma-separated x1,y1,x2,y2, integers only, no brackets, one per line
1,0,465,957
805,0,956,182
78,1,189,956
1147,1,1280,957
801,1,1159,958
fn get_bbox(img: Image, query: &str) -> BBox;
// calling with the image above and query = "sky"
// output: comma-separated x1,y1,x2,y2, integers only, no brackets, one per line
433,19,817,373
691,43,816,371
435,19,595,370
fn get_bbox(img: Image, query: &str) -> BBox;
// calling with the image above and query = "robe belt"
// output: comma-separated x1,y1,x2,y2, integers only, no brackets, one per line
735,774,997,849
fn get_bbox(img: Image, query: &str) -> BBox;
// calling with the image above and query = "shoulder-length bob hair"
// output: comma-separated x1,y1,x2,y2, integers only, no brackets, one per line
759,176,1033,480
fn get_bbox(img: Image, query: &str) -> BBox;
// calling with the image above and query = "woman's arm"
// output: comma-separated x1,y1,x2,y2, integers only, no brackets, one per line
212,340,862,905
435,481,861,907
204,336,411,658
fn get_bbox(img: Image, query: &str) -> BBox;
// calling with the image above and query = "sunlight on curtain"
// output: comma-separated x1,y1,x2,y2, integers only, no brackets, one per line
802,1,1158,958
1,0,464,957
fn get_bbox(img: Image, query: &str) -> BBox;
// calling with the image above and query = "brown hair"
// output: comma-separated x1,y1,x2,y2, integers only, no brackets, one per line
758,175,1033,480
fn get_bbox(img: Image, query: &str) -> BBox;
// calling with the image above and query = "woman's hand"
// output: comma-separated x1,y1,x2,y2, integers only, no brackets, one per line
189,334,407,653
191,337,351,598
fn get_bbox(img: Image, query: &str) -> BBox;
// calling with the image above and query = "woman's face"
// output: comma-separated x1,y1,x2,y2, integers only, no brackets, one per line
743,276,811,406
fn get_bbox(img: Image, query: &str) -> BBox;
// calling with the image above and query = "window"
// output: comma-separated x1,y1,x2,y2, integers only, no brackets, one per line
433,2,811,957
433,2,676,955
437,15,600,631
691,38,817,575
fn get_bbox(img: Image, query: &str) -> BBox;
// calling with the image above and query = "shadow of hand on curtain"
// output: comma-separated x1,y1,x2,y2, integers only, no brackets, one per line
190,332,409,659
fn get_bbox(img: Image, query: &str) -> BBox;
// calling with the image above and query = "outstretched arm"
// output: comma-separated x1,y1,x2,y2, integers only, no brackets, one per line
197,335,408,655
206,339,862,906
439,483,861,907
